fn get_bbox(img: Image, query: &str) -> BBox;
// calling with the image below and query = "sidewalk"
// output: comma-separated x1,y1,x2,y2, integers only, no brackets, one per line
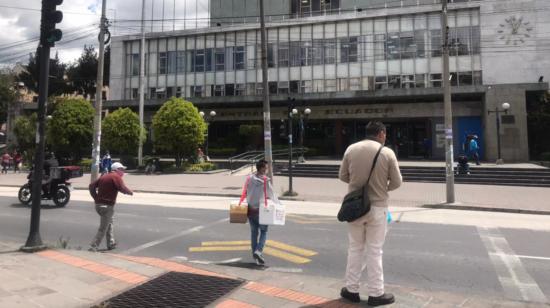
0,242,539,308
1,172,549,214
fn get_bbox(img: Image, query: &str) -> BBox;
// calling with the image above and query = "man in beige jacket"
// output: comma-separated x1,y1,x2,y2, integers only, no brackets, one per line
338,121,402,306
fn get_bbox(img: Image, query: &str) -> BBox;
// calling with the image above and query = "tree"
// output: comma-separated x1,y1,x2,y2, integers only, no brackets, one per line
66,45,111,99
152,98,206,167
0,74,18,123
13,113,37,163
102,108,145,155
47,98,94,163
17,50,70,97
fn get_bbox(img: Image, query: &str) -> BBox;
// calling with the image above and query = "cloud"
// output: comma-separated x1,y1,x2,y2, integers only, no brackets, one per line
0,0,209,65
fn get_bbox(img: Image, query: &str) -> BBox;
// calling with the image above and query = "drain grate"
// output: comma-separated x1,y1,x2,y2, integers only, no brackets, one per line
97,271,243,308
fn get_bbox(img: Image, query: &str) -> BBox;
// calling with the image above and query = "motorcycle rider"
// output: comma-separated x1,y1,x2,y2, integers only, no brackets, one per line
42,152,59,197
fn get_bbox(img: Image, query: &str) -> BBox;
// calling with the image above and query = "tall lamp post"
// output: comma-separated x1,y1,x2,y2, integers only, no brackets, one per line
287,97,296,196
199,110,216,159
488,102,510,165
297,108,311,163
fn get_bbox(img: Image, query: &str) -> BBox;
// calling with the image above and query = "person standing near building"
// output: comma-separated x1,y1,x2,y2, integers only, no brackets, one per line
338,121,402,306
469,135,481,165
245,159,277,266
88,162,133,251
13,151,22,174
101,152,112,174
1,151,11,174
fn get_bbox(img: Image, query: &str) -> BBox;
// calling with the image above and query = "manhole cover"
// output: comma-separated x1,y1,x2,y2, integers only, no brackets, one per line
96,272,243,308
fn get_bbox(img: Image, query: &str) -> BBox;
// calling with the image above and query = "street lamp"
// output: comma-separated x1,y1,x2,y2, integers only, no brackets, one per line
287,98,296,196
296,108,312,163
200,110,216,159
488,102,511,165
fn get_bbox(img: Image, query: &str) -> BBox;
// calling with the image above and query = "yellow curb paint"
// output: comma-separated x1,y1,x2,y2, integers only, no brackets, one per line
263,247,312,264
189,246,250,252
201,241,250,246
266,240,318,257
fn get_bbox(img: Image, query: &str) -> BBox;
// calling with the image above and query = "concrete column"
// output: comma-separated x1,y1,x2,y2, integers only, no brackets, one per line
484,85,529,162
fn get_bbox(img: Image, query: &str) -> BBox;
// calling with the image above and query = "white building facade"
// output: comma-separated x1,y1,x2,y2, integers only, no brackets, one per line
108,0,549,161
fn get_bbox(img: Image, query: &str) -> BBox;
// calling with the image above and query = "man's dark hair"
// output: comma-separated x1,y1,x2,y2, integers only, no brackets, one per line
256,159,268,171
366,121,386,138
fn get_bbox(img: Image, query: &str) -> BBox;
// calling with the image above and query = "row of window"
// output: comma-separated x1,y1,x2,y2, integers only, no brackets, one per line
126,26,480,76
128,71,482,100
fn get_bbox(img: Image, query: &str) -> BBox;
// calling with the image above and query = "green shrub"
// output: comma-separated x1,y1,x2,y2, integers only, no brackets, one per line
187,162,216,172
78,158,93,172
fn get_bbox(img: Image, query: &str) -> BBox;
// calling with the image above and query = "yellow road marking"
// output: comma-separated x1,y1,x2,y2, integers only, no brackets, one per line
263,247,312,264
266,240,318,257
202,241,249,246
189,246,249,252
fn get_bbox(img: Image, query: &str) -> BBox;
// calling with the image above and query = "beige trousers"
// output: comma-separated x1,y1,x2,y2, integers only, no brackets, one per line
90,204,115,248
344,205,388,297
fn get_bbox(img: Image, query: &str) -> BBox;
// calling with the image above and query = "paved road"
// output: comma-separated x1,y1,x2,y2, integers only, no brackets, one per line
1,188,550,304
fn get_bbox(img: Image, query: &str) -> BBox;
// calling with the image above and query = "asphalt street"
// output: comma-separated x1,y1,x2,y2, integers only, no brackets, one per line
1,188,550,305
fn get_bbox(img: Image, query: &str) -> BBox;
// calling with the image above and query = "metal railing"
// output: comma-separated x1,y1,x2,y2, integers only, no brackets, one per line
229,147,308,174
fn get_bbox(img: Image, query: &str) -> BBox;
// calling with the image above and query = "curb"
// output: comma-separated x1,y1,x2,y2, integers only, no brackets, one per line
2,184,549,216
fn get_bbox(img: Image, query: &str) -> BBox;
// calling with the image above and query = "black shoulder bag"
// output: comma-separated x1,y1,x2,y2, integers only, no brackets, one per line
337,145,383,222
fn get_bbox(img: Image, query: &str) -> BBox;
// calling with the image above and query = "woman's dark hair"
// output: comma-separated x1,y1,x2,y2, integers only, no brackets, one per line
366,121,386,138
256,159,268,171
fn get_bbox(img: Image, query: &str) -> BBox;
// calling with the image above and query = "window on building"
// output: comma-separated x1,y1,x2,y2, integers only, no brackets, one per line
176,86,183,97
278,43,289,67
374,34,386,61
247,83,256,95
312,39,324,65
301,80,312,93
130,54,140,76
131,88,139,99
458,72,473,86
186,50,194,72
278,81,289,95
389,75,401,88
225,47,234,71
236,84,246,96
195,49,205,72
362,76,374,90
215,48,225,71
234,46,245,70
149,87,156,99
337,78,349,91
324,39,336,64
450,27,471,56
471,26,481,54
400,32,416,59
167,51,177,74
386,33,400,60
450,72,458,86
290,42,301,67
340,37,358,63
256,84,264,95
267,43,276,68
176,51,185,73
205,48,213,72
415,30,426,58
473,71,482,85
292,0,339,16
415,74,426,88
156,88,166,99
375,76,388,90
431,30,442,57
313,79,324,92
325,79,337,92
214,85,224,96
167,87,174,97
225,84,235,96
300,0,311,16
401,75,415,88
430,73,442,87
159,52,168,74
350,77,361,90
268,82,278,94
191,86,203,97
301,41,312,66
290,80,300,94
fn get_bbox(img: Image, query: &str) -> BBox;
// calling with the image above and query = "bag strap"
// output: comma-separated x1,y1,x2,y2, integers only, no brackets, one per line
263,176,268,207
366,145,384,186
239,176,251,205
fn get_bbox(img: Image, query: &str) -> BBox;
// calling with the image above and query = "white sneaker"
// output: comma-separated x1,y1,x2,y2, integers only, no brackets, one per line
253,250,265,265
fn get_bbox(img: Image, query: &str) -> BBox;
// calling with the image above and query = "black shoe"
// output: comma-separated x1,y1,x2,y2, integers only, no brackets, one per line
340,287,360,303
367,293,395,306
253,250,265,265
107,243,117,250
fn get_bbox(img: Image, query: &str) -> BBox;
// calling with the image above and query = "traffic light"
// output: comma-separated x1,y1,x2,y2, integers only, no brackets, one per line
41,0,63,47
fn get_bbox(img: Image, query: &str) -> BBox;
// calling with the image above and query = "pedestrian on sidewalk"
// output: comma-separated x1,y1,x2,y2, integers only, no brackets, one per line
469,135,481,165
338,121,402,306
88,162,133,252
13,151,22,174
245,159,277,266
1,151,11,174
101,151,112,174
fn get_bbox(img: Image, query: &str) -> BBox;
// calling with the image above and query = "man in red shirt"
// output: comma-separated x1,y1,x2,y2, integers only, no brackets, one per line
88,162,133,251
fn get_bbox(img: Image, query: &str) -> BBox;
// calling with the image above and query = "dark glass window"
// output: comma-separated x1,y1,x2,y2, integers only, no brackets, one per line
225,84,235,96
195,49,205,72
159,52,167,74
267,43,276,68
431,30,442,57
215,48,225,71
312,39,324,65
205,48,213,72
234,46,245,70
278,43,289,67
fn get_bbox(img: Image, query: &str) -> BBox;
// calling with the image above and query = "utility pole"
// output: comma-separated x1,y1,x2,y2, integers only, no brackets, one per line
259,0,274,181
442,0,455,203
138,0,147,167
91,0,109,183
22,0,63,252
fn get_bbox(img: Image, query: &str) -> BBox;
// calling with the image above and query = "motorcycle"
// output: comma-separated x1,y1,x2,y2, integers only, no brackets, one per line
18,166,83,207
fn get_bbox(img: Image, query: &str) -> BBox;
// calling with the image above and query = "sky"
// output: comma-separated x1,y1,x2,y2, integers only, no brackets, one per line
0,0,209,67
